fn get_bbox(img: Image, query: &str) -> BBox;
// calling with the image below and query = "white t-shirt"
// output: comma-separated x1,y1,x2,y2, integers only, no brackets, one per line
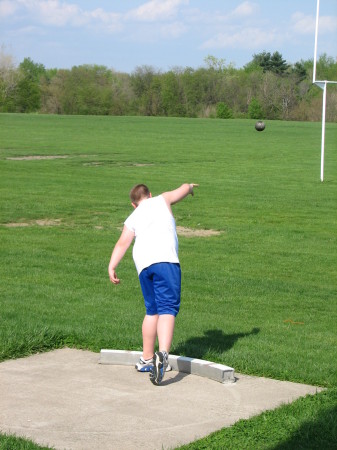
124,195,179,274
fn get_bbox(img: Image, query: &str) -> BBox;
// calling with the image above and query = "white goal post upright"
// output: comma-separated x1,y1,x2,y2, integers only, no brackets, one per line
319,81,327,183
313,0,337,182
313,0,320,84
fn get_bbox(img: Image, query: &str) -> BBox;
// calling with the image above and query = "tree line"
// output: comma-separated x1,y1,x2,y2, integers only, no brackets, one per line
0,48,336,121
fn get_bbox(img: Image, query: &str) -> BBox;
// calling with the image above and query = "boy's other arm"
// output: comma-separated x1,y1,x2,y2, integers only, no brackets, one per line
162,183,198,207
108,225,135,284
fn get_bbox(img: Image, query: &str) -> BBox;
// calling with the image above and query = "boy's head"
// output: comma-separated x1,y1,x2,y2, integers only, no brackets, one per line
130,184,151,207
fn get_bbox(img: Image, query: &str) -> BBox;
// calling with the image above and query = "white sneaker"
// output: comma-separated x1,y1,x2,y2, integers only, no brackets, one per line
135,356,154,372
135,355,171,373
149,351,169,385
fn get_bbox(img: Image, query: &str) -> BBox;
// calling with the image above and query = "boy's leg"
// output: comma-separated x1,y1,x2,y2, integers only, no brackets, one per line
139,267,159,360
150,314,175,385
142,314,158,360
142,263,180,384
157,314,175,353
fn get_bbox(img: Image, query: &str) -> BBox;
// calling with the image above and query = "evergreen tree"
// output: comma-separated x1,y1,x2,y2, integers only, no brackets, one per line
248,97,264,119
247,51,289,75
216,102,233,119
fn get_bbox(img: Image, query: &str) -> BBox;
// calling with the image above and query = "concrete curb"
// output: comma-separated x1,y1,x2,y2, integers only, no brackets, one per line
100,349,235,384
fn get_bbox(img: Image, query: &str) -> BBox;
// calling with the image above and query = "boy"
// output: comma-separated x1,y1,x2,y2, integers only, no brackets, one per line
108,183,198,385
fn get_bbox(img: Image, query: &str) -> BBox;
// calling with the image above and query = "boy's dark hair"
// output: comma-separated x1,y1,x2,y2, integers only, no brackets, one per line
130,184,150,206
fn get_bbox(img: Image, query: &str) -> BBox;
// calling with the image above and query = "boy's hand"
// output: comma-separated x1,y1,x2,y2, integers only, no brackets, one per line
189,183,199,196
109,268,120,284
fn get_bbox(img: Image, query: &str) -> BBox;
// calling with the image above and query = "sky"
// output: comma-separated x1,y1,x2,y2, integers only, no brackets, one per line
0,0,337,73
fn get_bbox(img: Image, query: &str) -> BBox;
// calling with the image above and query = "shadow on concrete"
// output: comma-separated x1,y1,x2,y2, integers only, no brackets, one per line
173,327,260,360
161,371,190,386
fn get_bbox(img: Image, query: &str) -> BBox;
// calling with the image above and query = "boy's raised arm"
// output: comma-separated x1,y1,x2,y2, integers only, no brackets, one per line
162,183,198,207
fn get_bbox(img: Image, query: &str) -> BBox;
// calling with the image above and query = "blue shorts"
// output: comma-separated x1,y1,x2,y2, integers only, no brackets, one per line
139,263,181,316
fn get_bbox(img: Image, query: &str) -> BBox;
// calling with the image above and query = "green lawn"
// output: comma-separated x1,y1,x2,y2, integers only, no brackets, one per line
0,114,336,449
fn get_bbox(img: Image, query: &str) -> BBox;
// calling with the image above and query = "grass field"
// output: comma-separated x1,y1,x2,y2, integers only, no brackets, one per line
0,113,336,449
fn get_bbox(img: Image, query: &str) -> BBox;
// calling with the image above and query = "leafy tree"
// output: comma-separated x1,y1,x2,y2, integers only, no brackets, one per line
147,74,163,116
19,57,46,80
204,55,227,72
67,65,115,115
259,71,281,119
161,71,185,117
109,71,134,115
179,67,201,117
0,47,19,112
17,58,46,112
130,65,159,115
315,53,337,81
248,97,264,119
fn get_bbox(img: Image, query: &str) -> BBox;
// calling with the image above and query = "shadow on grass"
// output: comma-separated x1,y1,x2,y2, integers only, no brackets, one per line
176,390,337,449
271,403,337,450
173,327,260,360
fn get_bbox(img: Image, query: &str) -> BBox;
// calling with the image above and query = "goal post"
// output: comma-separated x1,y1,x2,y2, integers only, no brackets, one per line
312,0,337,182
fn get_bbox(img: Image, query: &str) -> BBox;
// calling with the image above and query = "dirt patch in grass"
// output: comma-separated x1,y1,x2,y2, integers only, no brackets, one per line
6,156,68,161
83,161,155,167
3,221,219,236
176,226,221,237
4,222,30,227
132,163,154,167
83,162,104,166
115,225,221,237
3,219,62,227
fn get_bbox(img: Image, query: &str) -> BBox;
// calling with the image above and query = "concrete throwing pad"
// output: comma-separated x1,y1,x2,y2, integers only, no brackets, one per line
0,349,322,450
